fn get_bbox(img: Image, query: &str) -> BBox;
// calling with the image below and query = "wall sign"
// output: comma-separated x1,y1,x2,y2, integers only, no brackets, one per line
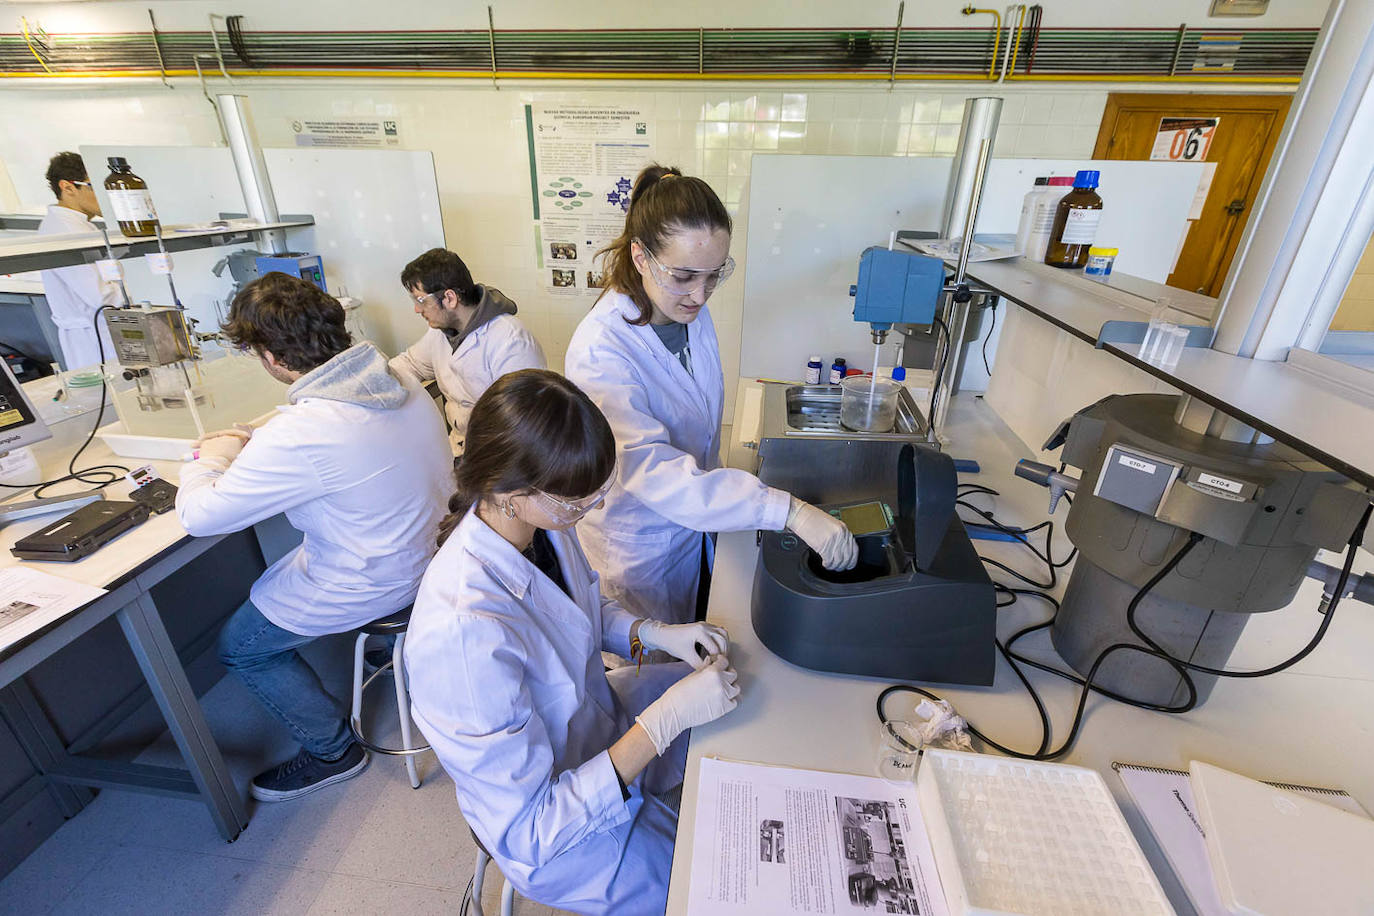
1150,117,1219,162
291,118,401,149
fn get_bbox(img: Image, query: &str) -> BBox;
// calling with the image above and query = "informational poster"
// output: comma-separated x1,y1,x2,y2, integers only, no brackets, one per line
1151,117,1219,162
291,118,401,148
687,758,948,916
526,103,655,296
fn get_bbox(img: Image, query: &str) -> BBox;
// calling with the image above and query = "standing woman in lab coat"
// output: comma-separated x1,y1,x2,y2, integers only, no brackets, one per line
565,165,857,626
406,369,741,915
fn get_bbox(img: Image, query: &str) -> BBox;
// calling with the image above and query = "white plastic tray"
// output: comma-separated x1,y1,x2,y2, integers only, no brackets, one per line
916,749,1175,916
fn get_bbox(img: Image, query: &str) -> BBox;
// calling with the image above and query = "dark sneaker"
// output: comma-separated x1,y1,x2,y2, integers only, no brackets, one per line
363,647,393,676
250,744,368,802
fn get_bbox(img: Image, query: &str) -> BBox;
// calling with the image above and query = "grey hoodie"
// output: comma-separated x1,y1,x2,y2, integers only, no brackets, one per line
443,284,519,352
287,341,409,410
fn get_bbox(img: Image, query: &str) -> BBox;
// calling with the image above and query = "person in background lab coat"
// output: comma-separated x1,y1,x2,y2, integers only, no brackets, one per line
406,369,739,915
176,272,451,802
36,152,118,369
565,165,857,626
389,247,546,457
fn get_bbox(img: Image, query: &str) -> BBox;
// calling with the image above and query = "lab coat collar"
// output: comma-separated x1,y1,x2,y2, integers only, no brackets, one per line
626,307,711,418
461,508,536,599
44,204,97,232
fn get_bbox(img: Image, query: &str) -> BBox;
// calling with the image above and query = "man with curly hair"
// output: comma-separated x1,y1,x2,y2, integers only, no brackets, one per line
175,272,452,801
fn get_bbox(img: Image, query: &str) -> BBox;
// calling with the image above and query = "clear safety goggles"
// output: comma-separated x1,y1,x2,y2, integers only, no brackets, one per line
530,465,618,524
638,241,735,297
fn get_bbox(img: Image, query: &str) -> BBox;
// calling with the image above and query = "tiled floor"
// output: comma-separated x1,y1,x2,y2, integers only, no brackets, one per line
0,635,571,916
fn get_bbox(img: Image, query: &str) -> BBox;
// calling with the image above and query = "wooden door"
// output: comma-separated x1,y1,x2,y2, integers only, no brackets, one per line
1093,93,1291,297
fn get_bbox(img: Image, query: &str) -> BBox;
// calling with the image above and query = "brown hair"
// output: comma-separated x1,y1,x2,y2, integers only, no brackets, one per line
222,272,352,373
438,369,616,545
400,248,480,307
595,164,732,325
45,151,88,198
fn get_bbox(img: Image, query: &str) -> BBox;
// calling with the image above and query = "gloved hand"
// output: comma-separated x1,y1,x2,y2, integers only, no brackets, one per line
635,655,740,755
193,423,253,448
787,497,859,571
637,619,729,670
197,434,247,467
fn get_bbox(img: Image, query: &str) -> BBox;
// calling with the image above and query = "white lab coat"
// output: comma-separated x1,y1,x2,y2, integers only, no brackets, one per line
564,292,791,624
406,508,688,915
176,343,453,636
36,205,119,369
389,302,546,456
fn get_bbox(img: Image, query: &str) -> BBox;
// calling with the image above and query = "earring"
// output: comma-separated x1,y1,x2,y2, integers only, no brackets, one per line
499,500,516,519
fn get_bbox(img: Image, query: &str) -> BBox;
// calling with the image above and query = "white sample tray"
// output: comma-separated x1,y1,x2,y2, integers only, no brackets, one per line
916,749,1174,916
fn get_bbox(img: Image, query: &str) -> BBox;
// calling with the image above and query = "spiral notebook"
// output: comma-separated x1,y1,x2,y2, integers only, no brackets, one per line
1113,761,1369,916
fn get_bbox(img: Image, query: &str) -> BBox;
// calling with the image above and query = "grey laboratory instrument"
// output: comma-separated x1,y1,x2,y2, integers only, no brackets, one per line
753,444,996,685
0,491,105,524
0,357,52,455
1019,393,1369,707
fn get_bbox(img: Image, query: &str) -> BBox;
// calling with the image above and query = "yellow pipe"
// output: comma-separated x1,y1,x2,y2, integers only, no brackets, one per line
20,18,52,74
0,68,1301,84
962,5,1002,79
1005,5,1027,80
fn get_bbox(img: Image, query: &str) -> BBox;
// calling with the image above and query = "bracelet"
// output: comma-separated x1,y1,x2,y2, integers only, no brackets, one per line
629,633,645,676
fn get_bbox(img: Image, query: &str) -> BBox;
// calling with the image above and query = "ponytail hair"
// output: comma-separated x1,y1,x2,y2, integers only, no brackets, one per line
595,164,732,326
437,369,616,546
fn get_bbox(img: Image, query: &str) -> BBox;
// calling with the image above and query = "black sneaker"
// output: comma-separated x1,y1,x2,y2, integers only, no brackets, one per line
250,744,368,802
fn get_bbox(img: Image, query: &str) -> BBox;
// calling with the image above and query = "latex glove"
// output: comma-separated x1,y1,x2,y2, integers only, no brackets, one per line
197,434,247,467
787,497,859,571
635,655,740,755
638,619,729,670
193,424,253,448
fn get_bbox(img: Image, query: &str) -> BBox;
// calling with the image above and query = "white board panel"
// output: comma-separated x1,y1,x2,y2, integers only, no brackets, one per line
739,155,1203,384
80,144,443,356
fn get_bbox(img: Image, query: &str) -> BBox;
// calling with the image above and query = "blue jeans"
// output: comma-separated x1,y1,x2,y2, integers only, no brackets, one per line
218,599,354,761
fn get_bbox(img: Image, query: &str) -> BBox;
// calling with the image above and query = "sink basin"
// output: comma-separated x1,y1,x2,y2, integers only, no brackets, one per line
782,384,926,438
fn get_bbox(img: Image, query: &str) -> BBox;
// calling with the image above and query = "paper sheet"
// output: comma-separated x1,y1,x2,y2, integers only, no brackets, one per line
687,757,948,916
0,567,107,654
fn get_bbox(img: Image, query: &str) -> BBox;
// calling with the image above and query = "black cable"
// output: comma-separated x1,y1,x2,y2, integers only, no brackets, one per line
0,306,128,498
458,875,475,916
927,314,951,427
981,301,997,376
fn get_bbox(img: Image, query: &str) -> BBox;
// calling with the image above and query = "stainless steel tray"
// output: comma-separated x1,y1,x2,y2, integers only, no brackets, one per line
772,384,927,439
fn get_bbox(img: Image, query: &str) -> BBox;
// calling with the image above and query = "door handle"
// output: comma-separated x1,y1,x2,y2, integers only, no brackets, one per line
1225,199,1246,215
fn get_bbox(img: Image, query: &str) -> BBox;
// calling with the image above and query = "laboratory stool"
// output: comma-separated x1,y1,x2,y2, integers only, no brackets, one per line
348,606,429,789
470,829,517,916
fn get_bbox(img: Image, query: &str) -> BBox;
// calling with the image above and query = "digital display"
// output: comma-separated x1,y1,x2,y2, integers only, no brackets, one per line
119,329,147,340
835,501,891,536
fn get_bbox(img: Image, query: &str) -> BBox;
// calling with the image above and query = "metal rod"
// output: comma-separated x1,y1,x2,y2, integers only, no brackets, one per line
207,15,233,82
194,59,230,146
890,1,905,84
1002,5,1027,82
96,226,133,308
1169,22,1186,77
488,6,498,88
147,10,170,88
217,94,288,254
954,138,991,284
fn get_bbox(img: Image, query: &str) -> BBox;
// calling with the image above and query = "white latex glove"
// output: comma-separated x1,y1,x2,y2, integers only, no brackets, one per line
787,497,859,571
198,434,247,467
638,619,729,670
635,655,740,755
193,423,253,448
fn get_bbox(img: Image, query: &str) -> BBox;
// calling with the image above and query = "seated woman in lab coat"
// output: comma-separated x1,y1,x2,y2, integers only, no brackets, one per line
565,164,858,628
405,369,741,916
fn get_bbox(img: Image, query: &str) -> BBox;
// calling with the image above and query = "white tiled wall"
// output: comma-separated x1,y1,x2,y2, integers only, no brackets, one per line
2,82,1113,398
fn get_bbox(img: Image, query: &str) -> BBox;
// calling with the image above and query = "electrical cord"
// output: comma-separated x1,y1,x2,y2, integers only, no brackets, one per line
927,314,951,428
981,301,997,376
0,305,128,498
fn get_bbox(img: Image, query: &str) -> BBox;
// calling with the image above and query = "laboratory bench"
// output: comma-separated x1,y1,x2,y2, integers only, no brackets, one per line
668,393,1374,916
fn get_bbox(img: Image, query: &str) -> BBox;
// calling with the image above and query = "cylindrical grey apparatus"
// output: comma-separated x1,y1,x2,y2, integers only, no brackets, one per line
216,94,288,255
941,97,1002,239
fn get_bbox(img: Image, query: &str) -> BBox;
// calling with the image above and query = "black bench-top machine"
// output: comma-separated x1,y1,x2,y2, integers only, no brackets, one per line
752,444,996,685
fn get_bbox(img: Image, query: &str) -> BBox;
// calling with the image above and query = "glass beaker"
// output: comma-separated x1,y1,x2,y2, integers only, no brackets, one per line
876,719,924,784
840,375,901,433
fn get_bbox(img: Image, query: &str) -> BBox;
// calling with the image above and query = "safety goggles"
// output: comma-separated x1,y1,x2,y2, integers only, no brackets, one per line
530,465,618,524
638,241,735,297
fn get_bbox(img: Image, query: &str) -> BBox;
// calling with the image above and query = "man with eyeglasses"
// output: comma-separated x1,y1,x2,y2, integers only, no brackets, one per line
391,248,546,458
36,152,119,369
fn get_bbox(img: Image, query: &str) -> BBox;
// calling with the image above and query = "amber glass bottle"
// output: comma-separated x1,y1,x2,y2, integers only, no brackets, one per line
103,157,160,238
1044,170,1102,269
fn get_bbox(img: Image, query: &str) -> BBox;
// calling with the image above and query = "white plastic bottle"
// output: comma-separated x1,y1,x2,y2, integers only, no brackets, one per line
1014,177,1050,256
1024,176,1075,263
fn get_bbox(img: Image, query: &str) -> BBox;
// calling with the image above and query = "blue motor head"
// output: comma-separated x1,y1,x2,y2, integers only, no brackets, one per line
850,247,945,343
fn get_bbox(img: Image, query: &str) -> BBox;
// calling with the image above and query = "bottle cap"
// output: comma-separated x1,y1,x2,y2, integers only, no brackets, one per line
108,156,128,170
834,357,846,365
891,367,907,381
1088,247,1119,256
809,355,821,363
1047,176,1074,187
1074,169,1100,189
1033,176,1049,186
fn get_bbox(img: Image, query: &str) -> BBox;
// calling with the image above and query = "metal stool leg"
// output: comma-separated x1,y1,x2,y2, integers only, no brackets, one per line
471,848,489,916
501,878,514,916
392,632,421,788
349,632,368,741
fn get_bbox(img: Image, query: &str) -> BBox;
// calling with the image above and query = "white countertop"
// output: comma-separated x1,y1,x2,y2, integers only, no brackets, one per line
667,394,1374,916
